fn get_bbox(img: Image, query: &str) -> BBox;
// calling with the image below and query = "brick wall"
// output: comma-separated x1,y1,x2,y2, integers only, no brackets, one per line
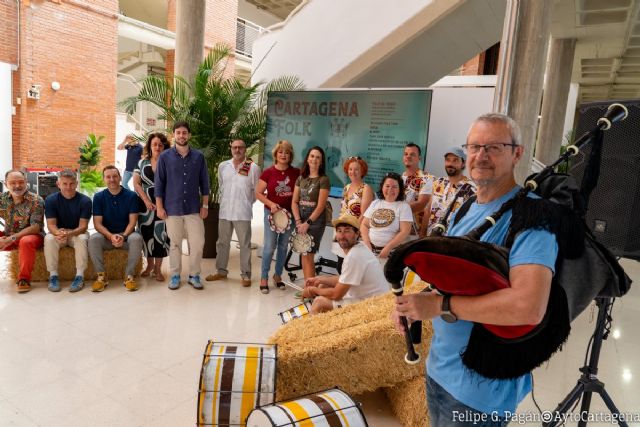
0,0,18,65
10,0,118,170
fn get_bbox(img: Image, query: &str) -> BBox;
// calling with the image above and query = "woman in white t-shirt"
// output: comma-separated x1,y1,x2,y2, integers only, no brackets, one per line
360,172,413,260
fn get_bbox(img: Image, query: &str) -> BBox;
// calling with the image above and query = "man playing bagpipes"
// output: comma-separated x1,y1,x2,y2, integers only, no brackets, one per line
392,114,559,426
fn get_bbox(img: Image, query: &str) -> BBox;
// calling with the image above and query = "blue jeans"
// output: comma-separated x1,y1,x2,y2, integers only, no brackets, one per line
426,375,507,427
261,209,293,280
122,170,133,190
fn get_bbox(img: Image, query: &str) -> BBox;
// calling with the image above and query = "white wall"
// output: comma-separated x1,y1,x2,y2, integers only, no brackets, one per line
0,62,13,177
425,84,495,177
252,0,435,87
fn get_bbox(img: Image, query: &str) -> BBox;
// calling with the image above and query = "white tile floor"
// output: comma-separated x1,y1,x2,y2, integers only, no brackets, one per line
1,222,639,426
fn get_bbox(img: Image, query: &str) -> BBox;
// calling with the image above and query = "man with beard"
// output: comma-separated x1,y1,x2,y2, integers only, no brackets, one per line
155,121,210,290
205,139,260,287
401,143,433,236
0,169,45,293
302,214,389,314
420,147,476,237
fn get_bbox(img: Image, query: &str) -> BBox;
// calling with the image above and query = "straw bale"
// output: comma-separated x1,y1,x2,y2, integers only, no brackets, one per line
384,376,429,427
8,248,142,281
269,272,433,400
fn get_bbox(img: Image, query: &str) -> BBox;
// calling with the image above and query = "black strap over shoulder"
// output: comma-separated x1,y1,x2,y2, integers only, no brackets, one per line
450,195,476,228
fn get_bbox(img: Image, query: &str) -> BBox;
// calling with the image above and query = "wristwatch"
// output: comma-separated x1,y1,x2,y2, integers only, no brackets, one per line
306,218,313,225
440,294,458,323
202,205,209,209
10,235,17,242
122,234,128,242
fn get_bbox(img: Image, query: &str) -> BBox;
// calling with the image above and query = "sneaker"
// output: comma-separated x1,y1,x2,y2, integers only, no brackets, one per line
92,273,108,292
124,275,138,292
205,272,227,281
69,276,85,293
16,279,31,293
168,275,181,290
188,275,203,290
48,275,61,292
294,291,303,299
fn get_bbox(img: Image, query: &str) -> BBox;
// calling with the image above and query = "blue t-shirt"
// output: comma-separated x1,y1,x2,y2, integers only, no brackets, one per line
45,192,92,230
426,186,558,416
92,187,139,234
125,144,143,172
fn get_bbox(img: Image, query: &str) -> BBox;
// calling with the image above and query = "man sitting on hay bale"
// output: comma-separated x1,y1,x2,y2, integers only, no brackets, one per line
44,169,92,292
301,214,389,314
89,165,143,292
0,169,45,293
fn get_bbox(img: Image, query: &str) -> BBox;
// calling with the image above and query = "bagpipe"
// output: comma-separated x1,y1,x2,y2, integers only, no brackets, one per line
386,104,632,379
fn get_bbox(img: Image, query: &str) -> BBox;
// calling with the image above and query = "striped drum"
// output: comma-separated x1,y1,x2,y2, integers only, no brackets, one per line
278,302,311,324
246,388,368,427
198,341,277,426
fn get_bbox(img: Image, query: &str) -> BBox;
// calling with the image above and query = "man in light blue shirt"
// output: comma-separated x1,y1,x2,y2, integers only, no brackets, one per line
393,113,558,426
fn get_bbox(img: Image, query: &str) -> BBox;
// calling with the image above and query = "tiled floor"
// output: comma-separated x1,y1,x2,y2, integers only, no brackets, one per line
1,218,639,426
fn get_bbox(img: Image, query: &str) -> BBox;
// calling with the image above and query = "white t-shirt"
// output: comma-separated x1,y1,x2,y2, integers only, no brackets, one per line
363,199,413,247
339,242,390,301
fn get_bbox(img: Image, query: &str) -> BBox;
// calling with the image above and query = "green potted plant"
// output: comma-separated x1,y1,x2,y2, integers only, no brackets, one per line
78,133,105,194
120,43,304,256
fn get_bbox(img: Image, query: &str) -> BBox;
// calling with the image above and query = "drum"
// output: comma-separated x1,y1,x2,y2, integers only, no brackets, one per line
290,232,314,255
268,209,292,234
198,341,277,426
278,302,311,324
246,388,368,427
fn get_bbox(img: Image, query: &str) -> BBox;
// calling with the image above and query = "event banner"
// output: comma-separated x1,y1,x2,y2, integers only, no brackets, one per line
265,90,432,190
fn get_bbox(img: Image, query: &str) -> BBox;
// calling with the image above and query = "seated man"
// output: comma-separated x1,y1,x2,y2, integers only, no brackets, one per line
44,169,92,292
88,165,143,292
302,214,390,314
0,169,45,293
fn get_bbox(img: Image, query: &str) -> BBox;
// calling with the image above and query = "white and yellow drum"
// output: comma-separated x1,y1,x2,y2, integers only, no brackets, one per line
278,302,311,324
246,388,368,427
198,341,277,426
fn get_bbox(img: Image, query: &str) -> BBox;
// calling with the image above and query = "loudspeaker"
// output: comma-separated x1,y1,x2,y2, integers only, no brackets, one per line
569,100,640,260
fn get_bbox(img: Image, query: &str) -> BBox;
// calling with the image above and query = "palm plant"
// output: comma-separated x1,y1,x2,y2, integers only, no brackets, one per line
120,44,304,203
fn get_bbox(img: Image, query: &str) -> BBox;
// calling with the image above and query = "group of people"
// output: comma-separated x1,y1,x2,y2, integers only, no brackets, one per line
0,121,210,293
1,112,561,424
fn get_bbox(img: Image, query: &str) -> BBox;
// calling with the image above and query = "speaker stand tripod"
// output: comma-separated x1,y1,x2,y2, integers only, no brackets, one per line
543,297,628,427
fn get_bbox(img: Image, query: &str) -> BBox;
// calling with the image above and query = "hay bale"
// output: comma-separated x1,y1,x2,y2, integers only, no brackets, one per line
269,273,433,400
8,248,142,282
384,376,429,427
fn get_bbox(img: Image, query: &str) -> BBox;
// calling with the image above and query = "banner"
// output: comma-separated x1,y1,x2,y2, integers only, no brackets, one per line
265,90,432,191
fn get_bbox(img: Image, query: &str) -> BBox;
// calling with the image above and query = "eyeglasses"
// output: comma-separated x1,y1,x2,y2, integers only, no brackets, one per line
462,143,518,155
347,156,362,160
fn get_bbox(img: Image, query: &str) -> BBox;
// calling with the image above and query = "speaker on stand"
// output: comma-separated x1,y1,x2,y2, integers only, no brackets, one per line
569,99,640,260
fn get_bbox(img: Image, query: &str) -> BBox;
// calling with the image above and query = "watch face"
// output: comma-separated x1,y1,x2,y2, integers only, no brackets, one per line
441,312,457,323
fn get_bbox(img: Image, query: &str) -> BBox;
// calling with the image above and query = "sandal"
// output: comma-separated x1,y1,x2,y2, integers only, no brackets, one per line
154,270,165,282
273,275,286,290
260,280,270,294
141,266,153,277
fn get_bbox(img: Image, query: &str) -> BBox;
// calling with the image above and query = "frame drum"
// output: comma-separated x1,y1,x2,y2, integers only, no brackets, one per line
198,341,277,426
278,302,311,324
246,388,368,427
290,232,314,255
269,209,292,234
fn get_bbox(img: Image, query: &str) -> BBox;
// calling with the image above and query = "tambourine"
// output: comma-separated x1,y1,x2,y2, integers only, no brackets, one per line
290,231,314,255
268,209,292,234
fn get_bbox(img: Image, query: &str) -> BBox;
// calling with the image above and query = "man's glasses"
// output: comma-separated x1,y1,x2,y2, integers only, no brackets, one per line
462,143,517,155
